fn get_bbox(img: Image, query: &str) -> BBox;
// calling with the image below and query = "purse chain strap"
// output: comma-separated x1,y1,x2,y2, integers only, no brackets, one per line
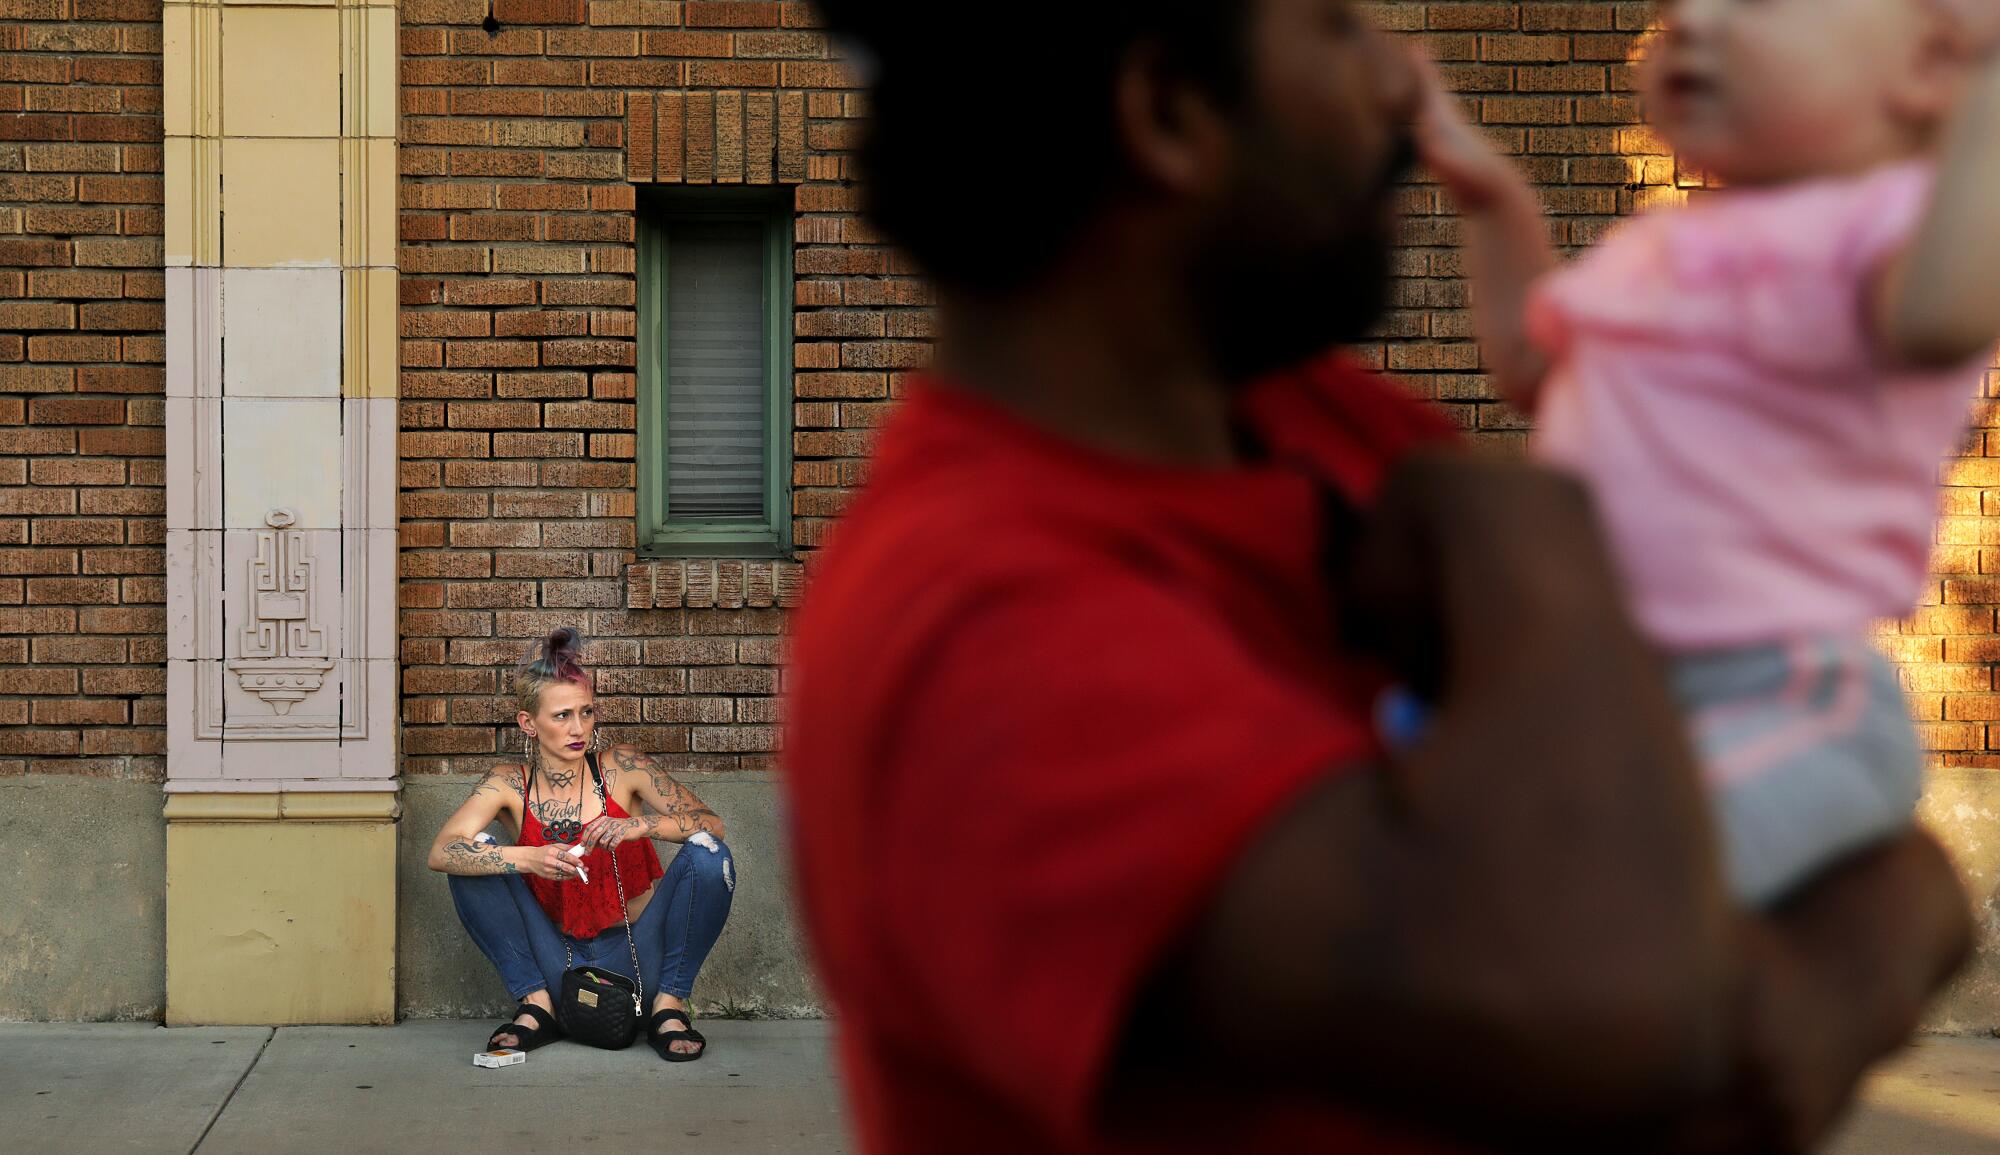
559,753,647,1017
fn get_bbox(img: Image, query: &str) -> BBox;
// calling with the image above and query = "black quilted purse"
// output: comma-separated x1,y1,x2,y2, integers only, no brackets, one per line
555,756,644,1050
558,961,640,1050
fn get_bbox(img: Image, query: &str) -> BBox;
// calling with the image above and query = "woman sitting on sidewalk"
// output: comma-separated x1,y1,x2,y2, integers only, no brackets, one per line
427,627,735,1061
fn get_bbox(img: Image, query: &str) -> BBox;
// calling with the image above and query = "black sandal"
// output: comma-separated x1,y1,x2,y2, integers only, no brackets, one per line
647,1007,707,1062
487,1001,562,1053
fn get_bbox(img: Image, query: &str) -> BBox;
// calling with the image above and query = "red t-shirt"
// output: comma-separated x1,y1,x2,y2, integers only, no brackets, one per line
785,352,1461,1154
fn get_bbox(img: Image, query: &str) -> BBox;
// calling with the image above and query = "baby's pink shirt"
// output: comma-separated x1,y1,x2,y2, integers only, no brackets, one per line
1529,161,1989,651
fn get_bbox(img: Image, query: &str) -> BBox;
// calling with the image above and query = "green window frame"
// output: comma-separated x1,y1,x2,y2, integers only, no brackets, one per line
636,189,794,557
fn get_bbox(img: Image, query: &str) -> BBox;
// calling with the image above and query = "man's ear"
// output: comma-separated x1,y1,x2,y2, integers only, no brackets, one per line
1114,42,1233,197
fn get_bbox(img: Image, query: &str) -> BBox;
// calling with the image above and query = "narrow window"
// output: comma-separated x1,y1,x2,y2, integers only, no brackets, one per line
637,191,792,556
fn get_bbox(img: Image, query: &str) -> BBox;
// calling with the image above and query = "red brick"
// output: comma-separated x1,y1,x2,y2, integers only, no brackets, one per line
689,60,778,87
1522,3,1614,30
447,401,541,429
73,429,160,463
25,575,119,604
0,730,81,756
542,279,632,307
10,669,80,695
735,31,823,58
29,269,123,297
30,397,125,425
493,0,585,23
494,311,589,337
0,238,71,266
497,58,587,86
0,113,73,141
541,339,633,367
79,547,160,574
446,340,539,368
0,301,74,329
78,300,162,330
443,278,537,307
494,431,584,457
685,1,777,26
496,370,589,397
33,699,129,726
72,0,156,19
81,59,158,87
81,731,165,756
779,61,860,89
641,30,732,57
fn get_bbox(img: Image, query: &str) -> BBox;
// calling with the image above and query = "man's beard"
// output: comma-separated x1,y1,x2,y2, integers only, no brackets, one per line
1191,130,1416,385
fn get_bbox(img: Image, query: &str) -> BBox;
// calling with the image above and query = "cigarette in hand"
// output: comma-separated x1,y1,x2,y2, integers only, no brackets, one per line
566,843,589,883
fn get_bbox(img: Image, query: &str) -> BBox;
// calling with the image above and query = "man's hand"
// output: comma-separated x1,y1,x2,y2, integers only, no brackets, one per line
1659,834,1971,1154
1354,452,1740,1112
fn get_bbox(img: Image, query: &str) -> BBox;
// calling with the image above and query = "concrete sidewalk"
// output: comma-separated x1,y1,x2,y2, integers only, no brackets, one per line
1,1020,849,1154
1828,1035,2000,1154
3,1021,1996,1153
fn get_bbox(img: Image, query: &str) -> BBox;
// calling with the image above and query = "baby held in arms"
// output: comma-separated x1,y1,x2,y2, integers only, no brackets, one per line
1415,0,2000,904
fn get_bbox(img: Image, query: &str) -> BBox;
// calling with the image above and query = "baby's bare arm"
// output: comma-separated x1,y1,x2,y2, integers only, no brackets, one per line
1412,48,1557,411
1876,34,2000,368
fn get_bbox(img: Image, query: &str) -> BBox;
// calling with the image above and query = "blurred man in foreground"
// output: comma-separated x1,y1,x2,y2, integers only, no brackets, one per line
783,2,1972,1151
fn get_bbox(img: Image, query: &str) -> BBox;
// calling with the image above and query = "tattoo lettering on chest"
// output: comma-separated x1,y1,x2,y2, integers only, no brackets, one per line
530,797,583,829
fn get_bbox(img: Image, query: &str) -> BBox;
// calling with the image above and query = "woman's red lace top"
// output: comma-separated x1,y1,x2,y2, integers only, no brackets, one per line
519,756,664,938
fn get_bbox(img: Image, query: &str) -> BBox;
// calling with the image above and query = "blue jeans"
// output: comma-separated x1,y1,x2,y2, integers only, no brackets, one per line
448,839,736,1002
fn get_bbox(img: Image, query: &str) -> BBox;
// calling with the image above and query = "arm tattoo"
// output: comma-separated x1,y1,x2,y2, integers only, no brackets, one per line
612,746,721,838
447,769,525,873
441,838,518,875
468,766,519,802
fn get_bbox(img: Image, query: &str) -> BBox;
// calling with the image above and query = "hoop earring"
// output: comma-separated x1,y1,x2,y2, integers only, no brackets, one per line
521,729,540,774
588,728,605,753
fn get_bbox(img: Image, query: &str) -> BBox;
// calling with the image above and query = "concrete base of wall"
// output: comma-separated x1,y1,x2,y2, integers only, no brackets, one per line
1920,767,2000,1033
396,773,823,1019
165,793,399,1025
0,776,166,1021
6,768,1991,1029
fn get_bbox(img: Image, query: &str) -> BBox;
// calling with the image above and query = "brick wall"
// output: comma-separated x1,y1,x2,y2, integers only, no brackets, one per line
0,0,1990,782
397,0,877,772
0,0,166,781
396,0,2000,774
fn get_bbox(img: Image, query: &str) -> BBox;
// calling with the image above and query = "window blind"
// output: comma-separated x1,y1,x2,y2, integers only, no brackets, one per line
665,220,767,521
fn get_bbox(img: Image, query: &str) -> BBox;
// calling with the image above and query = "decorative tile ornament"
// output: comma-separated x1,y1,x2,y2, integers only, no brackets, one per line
227,509,335,717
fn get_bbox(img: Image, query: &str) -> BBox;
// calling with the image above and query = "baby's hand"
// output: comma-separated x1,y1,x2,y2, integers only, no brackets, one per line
1409,46,1531,214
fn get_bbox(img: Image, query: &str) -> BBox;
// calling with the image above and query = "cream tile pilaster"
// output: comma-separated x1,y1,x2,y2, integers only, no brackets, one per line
165,0,401,1025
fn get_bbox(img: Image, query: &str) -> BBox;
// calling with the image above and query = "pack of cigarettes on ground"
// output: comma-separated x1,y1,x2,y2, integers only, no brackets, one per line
473,1049,527,1068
